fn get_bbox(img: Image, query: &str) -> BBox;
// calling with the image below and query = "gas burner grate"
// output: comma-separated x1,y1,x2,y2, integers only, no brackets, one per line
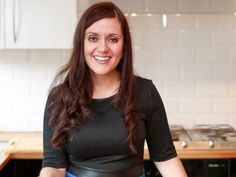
188,124,236,142
169,125,192,142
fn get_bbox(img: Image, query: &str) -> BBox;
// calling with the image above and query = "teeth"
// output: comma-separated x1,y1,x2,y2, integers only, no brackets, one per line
94,56,110,61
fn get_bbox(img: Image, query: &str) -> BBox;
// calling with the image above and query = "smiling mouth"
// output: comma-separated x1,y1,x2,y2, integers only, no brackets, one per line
94,55,111,61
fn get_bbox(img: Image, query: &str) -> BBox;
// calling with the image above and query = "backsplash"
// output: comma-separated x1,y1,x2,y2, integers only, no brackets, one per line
0,13,236,131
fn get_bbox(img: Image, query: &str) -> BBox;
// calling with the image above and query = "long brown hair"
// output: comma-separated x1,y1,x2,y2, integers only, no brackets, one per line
48,2,138,153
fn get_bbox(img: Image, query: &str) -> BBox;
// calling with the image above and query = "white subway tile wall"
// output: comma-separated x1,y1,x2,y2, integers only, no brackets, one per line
0,50,67,131
1,12,236,131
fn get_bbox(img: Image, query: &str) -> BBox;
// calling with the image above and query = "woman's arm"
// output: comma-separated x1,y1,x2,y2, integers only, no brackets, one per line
39,167,66,177
41,100,68,176
155,157,188,177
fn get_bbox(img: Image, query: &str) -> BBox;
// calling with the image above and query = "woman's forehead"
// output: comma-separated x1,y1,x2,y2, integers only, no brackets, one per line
85,18,122,36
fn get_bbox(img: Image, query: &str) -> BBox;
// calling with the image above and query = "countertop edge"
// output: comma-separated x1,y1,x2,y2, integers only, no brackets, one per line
0,153,11,171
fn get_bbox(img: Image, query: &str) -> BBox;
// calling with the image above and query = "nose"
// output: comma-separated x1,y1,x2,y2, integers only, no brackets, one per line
98,39,109,53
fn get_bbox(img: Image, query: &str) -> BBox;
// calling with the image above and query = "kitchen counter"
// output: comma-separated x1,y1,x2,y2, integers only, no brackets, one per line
1,132,236,171
0,132,42,171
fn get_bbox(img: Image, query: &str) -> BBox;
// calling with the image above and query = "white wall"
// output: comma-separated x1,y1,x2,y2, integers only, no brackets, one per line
129,13,236,128
0,13,236,131
0,50,71,131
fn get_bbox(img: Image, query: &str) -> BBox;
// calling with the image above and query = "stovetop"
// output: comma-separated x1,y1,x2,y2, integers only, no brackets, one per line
188,124,236,142
170,124,236,149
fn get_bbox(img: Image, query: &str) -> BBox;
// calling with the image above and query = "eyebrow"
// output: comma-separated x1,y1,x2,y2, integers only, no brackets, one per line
85,32,122,38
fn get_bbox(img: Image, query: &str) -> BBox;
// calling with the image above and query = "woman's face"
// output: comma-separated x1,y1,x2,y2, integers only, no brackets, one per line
84,18,123,77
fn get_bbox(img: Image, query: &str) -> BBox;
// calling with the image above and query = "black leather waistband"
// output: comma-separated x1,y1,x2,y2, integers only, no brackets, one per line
68,164,143,177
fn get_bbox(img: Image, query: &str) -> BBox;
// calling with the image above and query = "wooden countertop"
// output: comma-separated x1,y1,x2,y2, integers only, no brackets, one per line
0,132,43,171
1,132,236,171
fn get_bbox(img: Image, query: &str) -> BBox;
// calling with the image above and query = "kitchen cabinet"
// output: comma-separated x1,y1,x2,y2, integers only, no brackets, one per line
76,0,145,15
0,159,42,177
108,0,145,13
4,0,77,49
0,0,4,49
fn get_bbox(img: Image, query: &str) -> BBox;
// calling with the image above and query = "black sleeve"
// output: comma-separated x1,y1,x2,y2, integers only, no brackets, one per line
41,99,68,168
146,81,177,162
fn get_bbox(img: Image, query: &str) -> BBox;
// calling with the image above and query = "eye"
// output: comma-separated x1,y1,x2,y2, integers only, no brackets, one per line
108,37,118,43
88,36,98,42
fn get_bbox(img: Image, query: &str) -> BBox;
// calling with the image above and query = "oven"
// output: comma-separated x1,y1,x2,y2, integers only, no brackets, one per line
144,158,234,177
182,159,230,177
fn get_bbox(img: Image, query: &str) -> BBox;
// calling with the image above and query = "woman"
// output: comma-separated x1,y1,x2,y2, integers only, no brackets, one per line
39,2,187,177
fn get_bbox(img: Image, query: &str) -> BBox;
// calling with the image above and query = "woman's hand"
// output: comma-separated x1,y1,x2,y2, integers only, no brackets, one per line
39,167,66,177
155,157,188,177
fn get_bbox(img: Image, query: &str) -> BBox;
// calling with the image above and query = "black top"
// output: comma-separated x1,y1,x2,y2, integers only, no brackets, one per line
42,77,177,172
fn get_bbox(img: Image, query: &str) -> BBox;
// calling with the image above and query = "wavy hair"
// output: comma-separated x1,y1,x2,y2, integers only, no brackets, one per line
48,2,138,153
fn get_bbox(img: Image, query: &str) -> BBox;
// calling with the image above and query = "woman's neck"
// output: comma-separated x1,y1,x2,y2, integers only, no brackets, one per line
91,70,120,99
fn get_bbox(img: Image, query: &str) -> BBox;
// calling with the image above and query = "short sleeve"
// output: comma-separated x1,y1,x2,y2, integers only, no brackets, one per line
145,81,177,162
41,99,68,168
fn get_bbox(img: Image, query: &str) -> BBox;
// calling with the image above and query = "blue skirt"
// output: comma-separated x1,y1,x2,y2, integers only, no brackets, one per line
66,172,145,177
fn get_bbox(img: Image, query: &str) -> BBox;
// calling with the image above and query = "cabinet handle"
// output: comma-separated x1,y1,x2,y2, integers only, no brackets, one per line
208,163,226,168
13,0,19,43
